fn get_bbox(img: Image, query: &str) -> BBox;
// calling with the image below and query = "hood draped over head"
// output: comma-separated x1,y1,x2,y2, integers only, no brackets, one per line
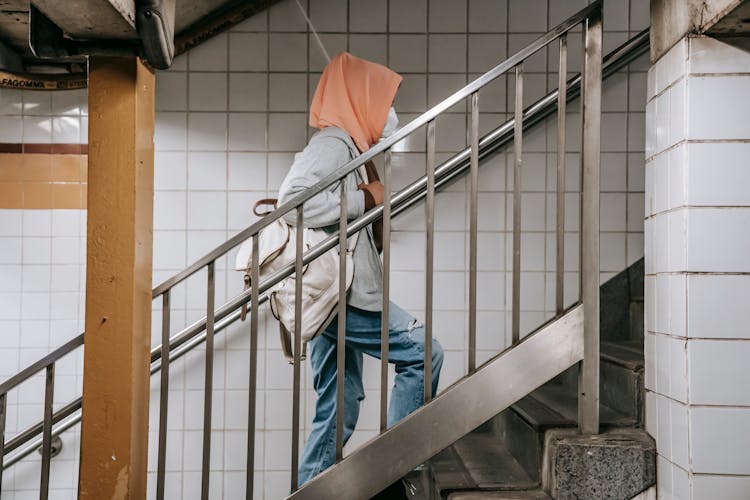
309,52,402,153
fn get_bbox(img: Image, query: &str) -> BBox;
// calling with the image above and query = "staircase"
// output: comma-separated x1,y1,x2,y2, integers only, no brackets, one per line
413,260,653,499
0,3,656,499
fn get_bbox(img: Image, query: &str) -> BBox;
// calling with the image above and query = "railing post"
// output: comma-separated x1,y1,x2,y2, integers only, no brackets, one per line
380,150,392,432
578,8,602,436
336,186,348,460
156,290,171,500
246,235,260,499
425,120,436,404
39,364,55,500
201,262,216,500
469,93,479,373
292,207,304,489
556,34,568,317
512,63,524,346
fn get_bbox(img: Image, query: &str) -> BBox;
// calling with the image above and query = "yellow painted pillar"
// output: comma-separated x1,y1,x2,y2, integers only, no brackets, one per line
79,57,154,500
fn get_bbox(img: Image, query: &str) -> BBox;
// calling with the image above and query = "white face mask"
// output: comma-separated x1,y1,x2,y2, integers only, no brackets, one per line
381,107,399,138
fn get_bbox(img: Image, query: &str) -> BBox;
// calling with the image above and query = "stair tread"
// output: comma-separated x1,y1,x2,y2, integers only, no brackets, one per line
511,394,571,429
601,340,644,371
531,384,636,427
511,384,637,430
453,435,536,488
431,437,538,493
447,490,551,499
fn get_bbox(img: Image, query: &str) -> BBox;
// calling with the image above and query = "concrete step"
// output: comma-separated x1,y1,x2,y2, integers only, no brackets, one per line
545,340,644,425
428,434,538,498
499,380,637,488
530,383,637,428
600,340,644,424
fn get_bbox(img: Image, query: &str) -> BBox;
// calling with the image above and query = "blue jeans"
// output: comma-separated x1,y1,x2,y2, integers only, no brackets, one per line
298,302,444,486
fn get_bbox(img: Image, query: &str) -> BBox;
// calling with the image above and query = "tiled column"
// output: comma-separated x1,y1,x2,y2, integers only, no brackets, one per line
644,35,750,499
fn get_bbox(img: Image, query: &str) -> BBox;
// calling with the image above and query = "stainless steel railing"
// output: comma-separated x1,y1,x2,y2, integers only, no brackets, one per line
0,4,643,497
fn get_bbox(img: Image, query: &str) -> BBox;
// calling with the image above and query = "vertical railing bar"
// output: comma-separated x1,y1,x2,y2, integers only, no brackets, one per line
39,364,54,500
246,235,259,499
469,93,479,374
512,63,524,345
201,261,216,500
424,120,436,404
336,184,348,461
556,34,568,317
579,10,603,436
291,207,304,491
0,393,6,493
156,290,171,500
380,150,392,433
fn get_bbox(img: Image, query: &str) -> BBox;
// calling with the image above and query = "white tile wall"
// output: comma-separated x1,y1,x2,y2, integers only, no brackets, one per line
645,34,750,498
1,0,648,498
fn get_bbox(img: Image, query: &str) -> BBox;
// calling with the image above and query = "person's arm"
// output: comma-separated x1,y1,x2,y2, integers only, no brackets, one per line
278,140,366,228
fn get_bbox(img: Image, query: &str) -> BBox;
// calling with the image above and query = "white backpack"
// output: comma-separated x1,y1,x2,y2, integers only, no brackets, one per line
234,172,364,363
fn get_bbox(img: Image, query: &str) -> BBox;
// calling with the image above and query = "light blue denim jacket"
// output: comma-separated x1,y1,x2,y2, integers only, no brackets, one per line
277,126,383,311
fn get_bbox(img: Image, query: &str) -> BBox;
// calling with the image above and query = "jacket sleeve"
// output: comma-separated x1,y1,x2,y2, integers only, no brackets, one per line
277,139,365,229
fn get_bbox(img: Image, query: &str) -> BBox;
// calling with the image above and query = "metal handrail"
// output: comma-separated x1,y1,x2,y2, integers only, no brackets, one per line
149,0,600,298
0,25,648,471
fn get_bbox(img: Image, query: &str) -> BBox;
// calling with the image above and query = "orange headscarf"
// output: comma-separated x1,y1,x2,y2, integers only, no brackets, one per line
310,52,402,153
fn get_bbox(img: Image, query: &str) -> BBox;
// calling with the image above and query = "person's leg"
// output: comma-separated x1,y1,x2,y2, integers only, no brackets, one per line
298,326,364,486
337,303,444,427
299,303,444,484
383,303,443,425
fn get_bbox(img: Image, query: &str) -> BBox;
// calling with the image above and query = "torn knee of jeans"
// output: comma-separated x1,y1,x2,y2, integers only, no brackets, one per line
407,318,423,332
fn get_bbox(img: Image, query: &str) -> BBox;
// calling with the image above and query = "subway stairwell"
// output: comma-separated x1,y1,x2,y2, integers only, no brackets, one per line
0,2,657,499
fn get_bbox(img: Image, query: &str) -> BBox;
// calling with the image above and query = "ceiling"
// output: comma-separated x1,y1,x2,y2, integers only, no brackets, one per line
0,0,278,71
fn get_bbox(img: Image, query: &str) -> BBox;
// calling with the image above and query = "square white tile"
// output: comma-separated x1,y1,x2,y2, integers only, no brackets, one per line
228,33,267,71
268,113,306,151
349,34,388,66
688,339,750,406
188,113,227,151
389,35,427,73
389,0,427,32
349,0,387,32
308,0,347,32
188,73,228,111
469,0,507,32
187,191,227,230
188,33,228,71
690,406,750,474
155,112,188,150
430,0,467,32
686,208,750,272
188,152,227,190
269,0,306,31
156,72,187,111
228,113,266,151
688,76,750,140
268,73,308,112
155,152,187,190
269,33,307,72
429,34,467,73
687,274,750,340
228,152,266,191
687,142,750,206
509,0,546,32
